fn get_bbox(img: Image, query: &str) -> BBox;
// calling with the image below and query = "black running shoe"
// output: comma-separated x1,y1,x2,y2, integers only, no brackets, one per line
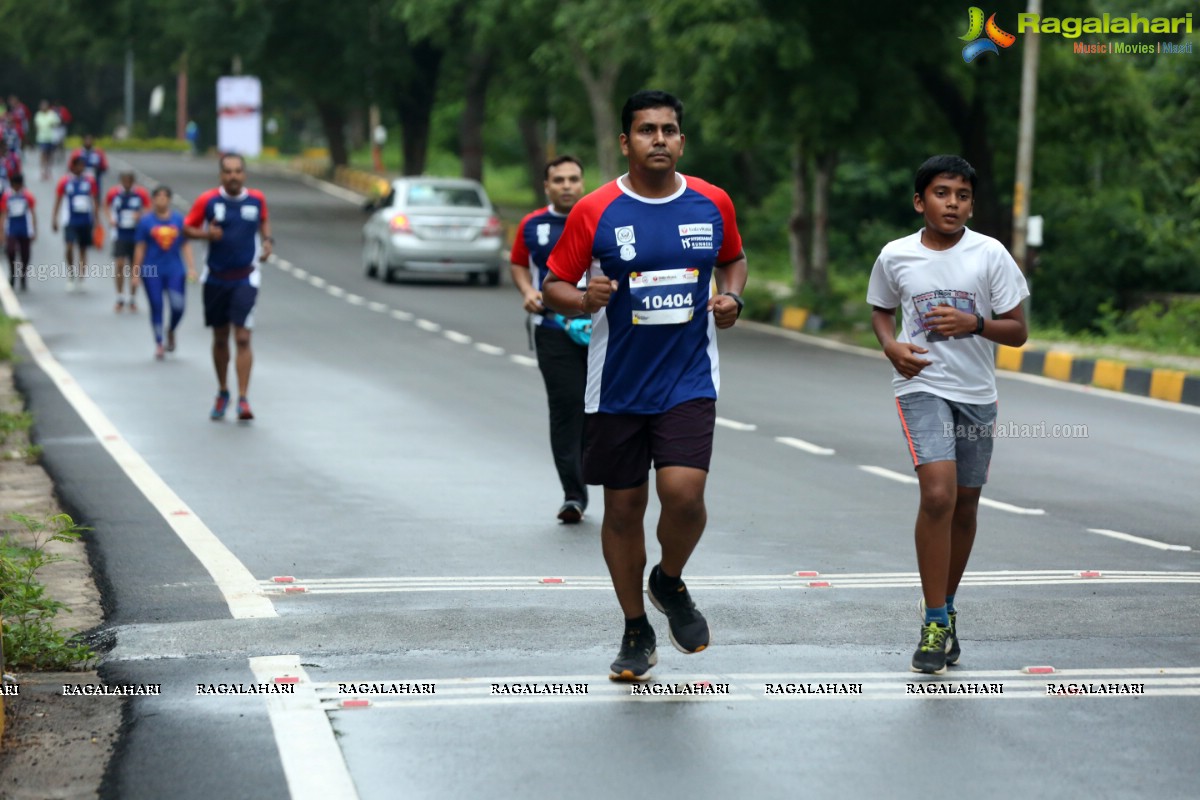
647,565,710,654
609,625,657,682
911,621,951,675
557,500,584,524
919,600,960,666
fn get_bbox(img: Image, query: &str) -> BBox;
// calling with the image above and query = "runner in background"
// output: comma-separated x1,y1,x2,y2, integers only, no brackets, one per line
51,155,99,292
52,101,71,165
106,171,151,312
0,138,21,194
0,173,37,292
134,186,195,359
34,100,60,181
72,134,109,197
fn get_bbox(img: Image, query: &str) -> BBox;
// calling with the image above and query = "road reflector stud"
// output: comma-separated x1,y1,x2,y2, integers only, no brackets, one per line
274,676,300,684
283,586,308,593
272,576,295,583
1077,570,1102,578
808,581,831,588
539,578,565,584
1022,666,1055,675
340,699,371,708
793,571,820,577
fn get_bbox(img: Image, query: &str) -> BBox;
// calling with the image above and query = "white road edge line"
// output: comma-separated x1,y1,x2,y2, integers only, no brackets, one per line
474,343,505,356
367,301,388,313
774,436,835,456
1087,528,1192,552
248,655,359,800
0,284,275,619
716,417,758,432
509,354,538,368
390,310,414,321
415,319,442,333
442,330,473,345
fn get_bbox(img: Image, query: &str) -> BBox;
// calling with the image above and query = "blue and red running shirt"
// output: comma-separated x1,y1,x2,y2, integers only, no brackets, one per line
0,188,35,238
510,205,571,331
547,174,743,415
184,187,268,283
107,185,151,242
56,174,98,227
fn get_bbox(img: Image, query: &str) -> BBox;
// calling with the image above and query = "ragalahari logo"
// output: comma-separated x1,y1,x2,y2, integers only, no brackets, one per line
961,7,1017,62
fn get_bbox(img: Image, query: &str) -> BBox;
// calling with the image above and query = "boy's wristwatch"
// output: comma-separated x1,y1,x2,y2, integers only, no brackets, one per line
974,312,985,334
722,292,745,316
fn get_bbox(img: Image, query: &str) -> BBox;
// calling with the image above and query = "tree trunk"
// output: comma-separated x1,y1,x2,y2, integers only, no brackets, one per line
809,149,838,292
787,136,811,289
571,47,620,181
315,99,349,167
459,50,492,182
518,114,547,205
395,40,443,176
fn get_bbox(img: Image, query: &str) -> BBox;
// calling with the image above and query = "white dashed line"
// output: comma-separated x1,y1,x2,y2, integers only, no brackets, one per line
1087,528,1192,552
391,310,414,321
474,343,505,356
442,330,472,345
326,286,346,298
716,417,758,432
774,436,835,456
367,301,388,313
308,276,327,288
979,497,1046,515
510,354,538,368
292,267,309,279
858,465,918,485
415,319,442,333
346,294,366,306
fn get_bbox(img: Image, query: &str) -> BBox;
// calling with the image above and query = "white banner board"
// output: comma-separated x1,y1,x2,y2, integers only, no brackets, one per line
216,76,262,157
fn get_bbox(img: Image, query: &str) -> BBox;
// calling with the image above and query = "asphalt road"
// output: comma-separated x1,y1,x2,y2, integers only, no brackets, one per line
8,152,1199,799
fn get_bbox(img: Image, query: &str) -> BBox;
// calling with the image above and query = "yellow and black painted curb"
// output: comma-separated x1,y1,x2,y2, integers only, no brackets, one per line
994,346,1200,405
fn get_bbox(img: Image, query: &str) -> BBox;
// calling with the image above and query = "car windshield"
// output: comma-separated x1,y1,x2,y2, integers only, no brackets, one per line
405,184,484,208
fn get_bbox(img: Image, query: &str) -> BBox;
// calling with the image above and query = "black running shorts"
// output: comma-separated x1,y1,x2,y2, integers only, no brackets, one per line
583,397,716,489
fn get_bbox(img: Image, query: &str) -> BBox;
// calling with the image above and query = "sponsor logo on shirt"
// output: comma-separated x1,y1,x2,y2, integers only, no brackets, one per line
679,222,713,250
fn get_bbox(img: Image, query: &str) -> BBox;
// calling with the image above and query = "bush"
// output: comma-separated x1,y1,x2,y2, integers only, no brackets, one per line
63,136,189,153
0,312,15,361
1,513,95,670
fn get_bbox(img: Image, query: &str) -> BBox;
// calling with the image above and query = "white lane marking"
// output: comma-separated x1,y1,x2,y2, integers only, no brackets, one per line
391,309,414,322
774,436,835,456
308,276,327,288
442,330,472,345
510,354,538,368
346,294,366,306
326,286,346,298
1087,528,1192,552
739,320,1200,416
415,319,442,333
716,417,758,432
858,465,918,485
261,570,1200,595
293,171,370,204
979,497,1046,515
0,284,275,619
291,267,309,279
858,466,1045,514
474,343,505,356
367,301,388,313
248,656,358,800
276,261,294,274
309,667,1200,709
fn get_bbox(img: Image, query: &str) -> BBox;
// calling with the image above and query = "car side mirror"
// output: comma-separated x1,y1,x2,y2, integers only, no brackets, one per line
362,199,378,213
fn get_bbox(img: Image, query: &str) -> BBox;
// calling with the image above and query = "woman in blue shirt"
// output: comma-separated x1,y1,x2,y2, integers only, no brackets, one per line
133,186,196,359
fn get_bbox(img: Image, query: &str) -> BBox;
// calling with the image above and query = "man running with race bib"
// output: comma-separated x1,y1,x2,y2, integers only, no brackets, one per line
543,90,748,681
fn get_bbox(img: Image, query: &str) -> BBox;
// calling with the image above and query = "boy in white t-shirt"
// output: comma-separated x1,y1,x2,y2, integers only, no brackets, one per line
866,155,1030,675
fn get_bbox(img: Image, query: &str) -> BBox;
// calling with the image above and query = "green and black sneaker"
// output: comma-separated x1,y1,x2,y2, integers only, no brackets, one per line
919,599,960,666
911,621,952,675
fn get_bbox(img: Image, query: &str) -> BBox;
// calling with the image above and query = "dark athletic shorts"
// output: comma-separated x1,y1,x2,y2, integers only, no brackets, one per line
203,280,258,329
112,238,136,259
64,224,93,247
583,397,716,489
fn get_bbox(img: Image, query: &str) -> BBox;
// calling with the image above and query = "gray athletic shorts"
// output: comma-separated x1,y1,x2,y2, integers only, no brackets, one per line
895,391,997,487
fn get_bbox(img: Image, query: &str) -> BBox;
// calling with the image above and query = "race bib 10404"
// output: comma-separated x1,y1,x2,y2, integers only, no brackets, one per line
629,268,699,325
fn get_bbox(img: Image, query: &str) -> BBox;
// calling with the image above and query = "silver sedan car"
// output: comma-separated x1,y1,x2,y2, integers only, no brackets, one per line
362,177,504,285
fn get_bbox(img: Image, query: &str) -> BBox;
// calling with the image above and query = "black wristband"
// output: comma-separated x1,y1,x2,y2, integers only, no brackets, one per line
722,292,745,316
974,312,985,335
